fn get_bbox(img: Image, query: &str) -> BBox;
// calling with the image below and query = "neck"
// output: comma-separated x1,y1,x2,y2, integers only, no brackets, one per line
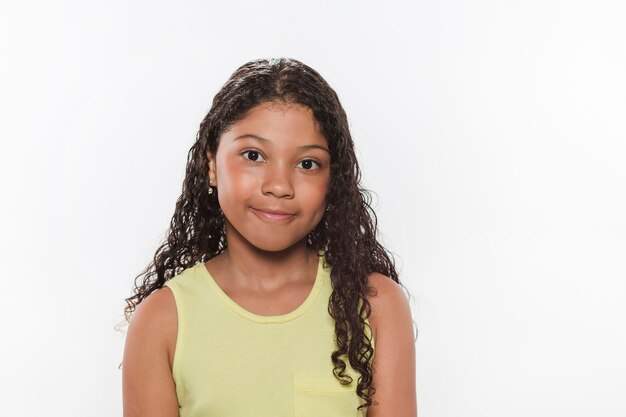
220,223,318,292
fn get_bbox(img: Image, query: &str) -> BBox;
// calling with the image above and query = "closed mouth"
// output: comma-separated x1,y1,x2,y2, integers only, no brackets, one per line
253,208,295,215
250,208,296,220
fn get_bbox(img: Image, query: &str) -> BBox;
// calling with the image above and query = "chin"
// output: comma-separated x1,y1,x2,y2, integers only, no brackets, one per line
246,232,308,253
250,239,299,253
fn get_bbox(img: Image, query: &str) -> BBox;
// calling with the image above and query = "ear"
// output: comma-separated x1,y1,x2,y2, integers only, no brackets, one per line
206,151,218,188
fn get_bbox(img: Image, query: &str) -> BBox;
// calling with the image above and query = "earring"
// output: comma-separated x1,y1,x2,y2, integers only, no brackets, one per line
208,177,214,195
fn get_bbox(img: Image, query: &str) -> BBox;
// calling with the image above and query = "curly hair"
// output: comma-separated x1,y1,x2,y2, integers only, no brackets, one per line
122,57,415,412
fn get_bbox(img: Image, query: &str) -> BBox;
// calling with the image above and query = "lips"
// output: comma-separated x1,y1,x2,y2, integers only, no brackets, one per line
251,207,296,222
255,208,294,215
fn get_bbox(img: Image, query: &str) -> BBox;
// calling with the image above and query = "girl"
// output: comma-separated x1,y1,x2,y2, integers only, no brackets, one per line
122,57,417,417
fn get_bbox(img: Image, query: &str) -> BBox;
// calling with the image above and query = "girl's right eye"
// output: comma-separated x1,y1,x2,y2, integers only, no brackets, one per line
241,150,265,162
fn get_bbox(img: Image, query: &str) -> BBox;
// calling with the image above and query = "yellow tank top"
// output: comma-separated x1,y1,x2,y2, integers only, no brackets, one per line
163,249,375,417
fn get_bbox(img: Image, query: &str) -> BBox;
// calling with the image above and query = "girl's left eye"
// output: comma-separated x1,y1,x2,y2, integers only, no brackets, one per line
297,159,321,170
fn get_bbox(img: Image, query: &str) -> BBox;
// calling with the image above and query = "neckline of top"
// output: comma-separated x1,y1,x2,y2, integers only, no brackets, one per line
197,249,328,324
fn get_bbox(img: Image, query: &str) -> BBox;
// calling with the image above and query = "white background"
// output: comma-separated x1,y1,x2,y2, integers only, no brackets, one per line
1,1,624,416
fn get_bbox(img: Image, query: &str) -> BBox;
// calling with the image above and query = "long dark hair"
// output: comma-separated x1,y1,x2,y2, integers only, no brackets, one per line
122,57,415,412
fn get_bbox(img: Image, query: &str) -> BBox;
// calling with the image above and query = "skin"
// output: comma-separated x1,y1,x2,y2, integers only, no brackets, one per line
122,100,418,416
204,101,331,300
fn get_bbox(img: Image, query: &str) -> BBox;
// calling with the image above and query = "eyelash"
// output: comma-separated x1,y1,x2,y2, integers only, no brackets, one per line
241,150,322,170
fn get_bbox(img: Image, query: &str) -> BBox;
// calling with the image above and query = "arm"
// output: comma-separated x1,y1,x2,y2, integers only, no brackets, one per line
122,287,180,417
366,273,418,417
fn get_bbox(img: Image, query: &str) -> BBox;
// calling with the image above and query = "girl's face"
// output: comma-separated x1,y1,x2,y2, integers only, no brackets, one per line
207,101,331,252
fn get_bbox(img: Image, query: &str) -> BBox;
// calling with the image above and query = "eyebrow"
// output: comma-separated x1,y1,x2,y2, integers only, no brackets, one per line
234,134,330,154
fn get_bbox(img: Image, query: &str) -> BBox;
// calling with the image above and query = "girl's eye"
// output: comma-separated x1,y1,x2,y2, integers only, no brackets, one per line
242,150,265,162
297,159,321,170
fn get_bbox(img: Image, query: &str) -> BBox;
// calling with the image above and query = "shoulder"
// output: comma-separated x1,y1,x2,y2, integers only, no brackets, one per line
365,272,413,341
132,286,177,329
366,272,411,318
366,272,403,299
126,286,178,367
122,287,180,414
365,273,417,416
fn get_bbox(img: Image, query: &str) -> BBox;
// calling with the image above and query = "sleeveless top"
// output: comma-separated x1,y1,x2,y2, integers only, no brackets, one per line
163,249,375,417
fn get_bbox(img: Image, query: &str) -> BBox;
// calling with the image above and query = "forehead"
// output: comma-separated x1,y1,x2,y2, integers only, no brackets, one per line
222,102,327,146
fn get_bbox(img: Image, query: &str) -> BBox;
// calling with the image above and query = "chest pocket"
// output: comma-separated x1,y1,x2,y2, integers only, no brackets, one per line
293,374,365,417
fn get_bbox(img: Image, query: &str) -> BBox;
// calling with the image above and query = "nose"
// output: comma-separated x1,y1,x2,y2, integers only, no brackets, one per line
261,162,294,199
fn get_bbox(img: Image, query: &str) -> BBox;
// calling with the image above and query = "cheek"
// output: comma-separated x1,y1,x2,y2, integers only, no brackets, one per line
217,164,257,203
303,179,329,209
